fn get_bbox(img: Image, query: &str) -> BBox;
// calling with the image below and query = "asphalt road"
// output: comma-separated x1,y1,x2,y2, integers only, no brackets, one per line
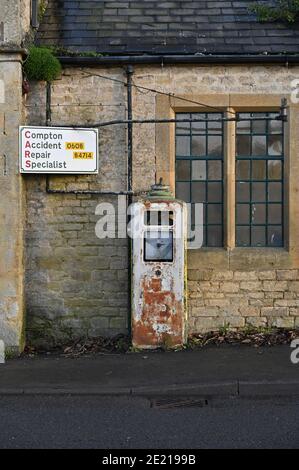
0,395,298,449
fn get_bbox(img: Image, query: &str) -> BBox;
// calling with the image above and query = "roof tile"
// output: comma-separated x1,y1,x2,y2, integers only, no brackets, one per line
37,0,299,55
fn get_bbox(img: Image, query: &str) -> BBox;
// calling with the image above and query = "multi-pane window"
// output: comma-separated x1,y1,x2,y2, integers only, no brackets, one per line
175,113,224,247
175,111,284,249
236,112,284,247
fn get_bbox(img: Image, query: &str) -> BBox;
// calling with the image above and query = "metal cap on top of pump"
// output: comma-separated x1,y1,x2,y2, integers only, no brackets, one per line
147,178,174,200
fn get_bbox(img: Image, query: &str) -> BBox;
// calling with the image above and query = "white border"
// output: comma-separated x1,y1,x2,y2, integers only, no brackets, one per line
19,126,99,174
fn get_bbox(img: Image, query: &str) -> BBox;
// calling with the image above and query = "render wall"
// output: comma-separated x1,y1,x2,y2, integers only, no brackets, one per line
26,64,299,343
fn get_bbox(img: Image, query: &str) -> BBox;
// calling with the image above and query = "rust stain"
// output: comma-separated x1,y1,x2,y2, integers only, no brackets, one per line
146,278,162,292
133,276,184,348
132,200,186,349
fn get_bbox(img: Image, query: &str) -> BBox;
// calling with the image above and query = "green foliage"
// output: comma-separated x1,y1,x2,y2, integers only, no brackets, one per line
46,45,103,58
219,322,231,335
39,0,48,21
250,0,299,23
5,347,17,360
24,46,62,82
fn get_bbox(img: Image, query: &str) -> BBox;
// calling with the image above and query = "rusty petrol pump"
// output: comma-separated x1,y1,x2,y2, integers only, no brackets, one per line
131,180,188,349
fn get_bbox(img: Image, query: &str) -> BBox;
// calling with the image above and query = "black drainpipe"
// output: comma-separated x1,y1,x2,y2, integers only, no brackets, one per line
46,82,52,192
31,0,39,29
45,82,51,192
46,81,51,125
126,65,134,339
45,73,135,340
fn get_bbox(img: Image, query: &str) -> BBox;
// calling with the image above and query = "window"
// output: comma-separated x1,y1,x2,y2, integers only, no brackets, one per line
175,113,224,247
236,112,284,247
175,110,284,249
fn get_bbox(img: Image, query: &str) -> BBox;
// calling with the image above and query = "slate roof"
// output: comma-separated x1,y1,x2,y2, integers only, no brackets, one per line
37,0,299,56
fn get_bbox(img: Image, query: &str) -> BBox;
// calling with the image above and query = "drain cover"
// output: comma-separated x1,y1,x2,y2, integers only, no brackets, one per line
150,397,208,409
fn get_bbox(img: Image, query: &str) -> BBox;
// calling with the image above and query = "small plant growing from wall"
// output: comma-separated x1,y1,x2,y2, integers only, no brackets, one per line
23,46,62,82
39,0,48,22
250,0,299,23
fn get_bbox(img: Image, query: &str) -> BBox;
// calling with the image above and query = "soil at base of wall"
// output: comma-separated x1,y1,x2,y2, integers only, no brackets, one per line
22,328,299,358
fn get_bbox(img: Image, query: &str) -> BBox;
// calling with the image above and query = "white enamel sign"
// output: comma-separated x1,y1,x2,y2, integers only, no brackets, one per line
20,126,99,174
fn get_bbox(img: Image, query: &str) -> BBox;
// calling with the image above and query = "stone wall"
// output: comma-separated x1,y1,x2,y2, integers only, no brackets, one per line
25,70,129,345
25,64,299,343
188,269,299,333
0,0,31,350
25,188,129,345
0,0,31,46
0,55,25,349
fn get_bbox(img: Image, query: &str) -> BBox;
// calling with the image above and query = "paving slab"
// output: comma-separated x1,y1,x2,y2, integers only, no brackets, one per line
0,345,298,397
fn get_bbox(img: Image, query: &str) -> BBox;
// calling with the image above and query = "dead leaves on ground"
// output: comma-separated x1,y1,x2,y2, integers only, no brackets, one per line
23,328,299,358
188,328,299,348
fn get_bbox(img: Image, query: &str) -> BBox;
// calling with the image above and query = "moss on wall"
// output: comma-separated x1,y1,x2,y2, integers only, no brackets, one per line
24,46,61,81
250,0,299,23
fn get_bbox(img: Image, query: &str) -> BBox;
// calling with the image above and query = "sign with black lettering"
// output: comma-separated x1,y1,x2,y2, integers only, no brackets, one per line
19,126,98,174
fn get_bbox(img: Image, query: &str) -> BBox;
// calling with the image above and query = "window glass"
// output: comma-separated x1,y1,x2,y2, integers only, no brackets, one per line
235,112,284,247
176,112,224,247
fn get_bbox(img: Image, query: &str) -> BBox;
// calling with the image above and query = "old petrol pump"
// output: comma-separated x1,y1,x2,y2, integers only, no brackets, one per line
131,181,188,349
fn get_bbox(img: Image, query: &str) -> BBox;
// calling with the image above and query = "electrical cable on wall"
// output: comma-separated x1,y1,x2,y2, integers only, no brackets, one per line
27,70,287,127
80,70,237,116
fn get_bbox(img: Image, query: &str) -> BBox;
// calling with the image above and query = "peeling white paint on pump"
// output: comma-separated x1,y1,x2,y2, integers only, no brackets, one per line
131,199,187,349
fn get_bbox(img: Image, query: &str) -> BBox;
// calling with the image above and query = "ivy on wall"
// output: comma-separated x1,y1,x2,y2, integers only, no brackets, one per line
250,0,299,23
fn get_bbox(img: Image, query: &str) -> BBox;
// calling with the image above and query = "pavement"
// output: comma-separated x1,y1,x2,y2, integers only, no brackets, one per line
0,344,298,397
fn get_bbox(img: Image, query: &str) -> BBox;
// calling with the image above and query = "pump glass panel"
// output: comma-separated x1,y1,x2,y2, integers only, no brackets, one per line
144,230,173,262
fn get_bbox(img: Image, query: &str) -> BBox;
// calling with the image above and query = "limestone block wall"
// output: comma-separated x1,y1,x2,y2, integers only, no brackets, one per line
25,187,129,343
25,64,299,343
0,55,25,348
188,268,299,333
0,0,31,46
0,0,33,351
25,70,129,344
